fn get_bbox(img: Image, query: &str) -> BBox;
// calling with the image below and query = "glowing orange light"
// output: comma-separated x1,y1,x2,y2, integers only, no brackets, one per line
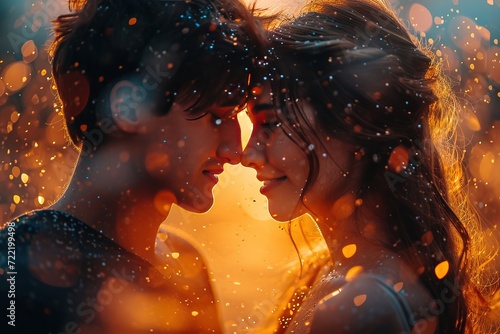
409,4,433,32
153,190,177,215
435,261,449,279
342,244,357,259
345,266,363,282
421,231,434,246
331,193,356,221
353,294,367,306
394,282,404,292
21,40,37,63
388,145,409,173
2,61,32,93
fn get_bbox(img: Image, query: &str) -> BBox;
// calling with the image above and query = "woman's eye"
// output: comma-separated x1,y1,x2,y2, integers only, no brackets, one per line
261,121,281,129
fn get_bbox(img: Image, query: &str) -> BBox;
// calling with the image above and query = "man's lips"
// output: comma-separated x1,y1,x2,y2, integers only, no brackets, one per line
203,168,223,184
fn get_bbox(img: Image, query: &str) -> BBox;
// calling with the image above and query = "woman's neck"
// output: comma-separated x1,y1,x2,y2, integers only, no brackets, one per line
312,192,396,274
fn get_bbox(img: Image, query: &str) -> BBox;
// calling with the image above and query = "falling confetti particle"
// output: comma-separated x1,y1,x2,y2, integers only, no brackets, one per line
342,244,357,259
393,282,404,292
435,260,450,279
345,266,363,282
13,195,21,204
353,294,367,306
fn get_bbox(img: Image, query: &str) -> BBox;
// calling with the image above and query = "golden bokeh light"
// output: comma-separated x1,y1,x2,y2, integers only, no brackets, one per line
2,61,32,93
409,3,433,32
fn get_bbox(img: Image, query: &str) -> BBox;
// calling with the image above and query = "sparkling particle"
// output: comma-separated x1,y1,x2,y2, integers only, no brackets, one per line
37,195,45,205
21,173,29,183
13,195,20,204
191,311,199,317
128,17,137,26
171,252,180,259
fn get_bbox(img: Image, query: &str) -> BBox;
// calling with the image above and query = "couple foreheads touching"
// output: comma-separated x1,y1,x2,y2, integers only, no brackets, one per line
1,0,497,333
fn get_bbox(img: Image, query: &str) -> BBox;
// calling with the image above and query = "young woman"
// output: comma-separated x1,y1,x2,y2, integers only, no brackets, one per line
243,0,497,332
0,0,265,332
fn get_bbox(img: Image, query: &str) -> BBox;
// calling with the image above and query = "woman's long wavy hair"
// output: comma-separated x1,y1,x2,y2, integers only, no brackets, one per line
267,0,496,332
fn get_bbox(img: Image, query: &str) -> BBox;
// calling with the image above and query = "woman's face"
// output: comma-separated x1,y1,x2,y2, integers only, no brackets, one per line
242,82,355,221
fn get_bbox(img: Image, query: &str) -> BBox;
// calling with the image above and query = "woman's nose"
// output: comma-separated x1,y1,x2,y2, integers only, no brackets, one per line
241,132,265,169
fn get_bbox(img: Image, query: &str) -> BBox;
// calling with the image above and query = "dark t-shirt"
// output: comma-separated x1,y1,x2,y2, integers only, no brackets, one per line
0,210,163,333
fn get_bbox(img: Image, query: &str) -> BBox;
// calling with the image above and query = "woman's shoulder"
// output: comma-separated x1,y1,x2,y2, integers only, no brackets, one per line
306,272,437,334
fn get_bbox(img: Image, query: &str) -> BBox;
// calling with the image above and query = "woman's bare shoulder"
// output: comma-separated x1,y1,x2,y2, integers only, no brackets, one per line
306,273,437,334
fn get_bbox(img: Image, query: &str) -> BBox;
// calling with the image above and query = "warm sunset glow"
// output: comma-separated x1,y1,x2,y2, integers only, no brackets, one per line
2,0,500,332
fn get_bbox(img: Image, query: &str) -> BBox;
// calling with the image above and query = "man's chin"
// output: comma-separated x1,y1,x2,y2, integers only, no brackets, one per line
178,192,214,214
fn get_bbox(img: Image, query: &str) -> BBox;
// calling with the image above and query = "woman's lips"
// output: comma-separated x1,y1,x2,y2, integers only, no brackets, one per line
260,176,287,194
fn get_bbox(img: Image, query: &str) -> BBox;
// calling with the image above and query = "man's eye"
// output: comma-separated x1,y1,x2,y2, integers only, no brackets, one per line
210,114,223,125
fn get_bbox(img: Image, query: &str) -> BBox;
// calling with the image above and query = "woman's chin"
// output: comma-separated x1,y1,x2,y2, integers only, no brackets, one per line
268,205,298,222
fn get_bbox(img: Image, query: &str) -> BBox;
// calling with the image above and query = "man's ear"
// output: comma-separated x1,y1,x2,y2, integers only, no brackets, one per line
109,80,152,134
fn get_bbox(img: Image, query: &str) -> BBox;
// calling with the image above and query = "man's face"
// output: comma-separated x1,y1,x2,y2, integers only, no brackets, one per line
141,102,242,213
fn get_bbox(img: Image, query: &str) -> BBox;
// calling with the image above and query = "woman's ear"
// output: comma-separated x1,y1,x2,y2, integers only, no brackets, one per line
109,79,153,134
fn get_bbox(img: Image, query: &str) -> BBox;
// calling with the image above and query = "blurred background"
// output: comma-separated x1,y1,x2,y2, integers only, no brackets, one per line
1,0,499,333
